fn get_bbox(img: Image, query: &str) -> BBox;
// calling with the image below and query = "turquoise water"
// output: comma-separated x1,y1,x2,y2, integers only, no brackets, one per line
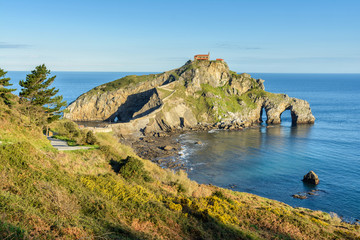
7,71,360,221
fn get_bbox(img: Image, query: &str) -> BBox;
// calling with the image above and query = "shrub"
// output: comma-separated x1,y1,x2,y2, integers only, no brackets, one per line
168,202,182,212
52,120,80,140
119,156,152,182
85,131,97,145
63,121,79,135
213,190,226,200
177,183,187,193
170,181,188,193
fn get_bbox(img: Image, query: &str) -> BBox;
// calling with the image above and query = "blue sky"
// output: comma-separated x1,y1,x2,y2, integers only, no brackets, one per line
1,0,359,72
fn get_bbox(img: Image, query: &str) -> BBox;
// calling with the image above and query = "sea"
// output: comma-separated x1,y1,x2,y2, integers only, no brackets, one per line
7,71,360,222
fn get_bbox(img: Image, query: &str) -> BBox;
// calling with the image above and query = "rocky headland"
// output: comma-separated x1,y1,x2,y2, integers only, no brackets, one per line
64,60,315,140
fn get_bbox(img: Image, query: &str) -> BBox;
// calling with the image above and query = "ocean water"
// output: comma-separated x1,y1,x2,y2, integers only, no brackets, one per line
7,71,155,104
7,71,360,221
179,73,360,222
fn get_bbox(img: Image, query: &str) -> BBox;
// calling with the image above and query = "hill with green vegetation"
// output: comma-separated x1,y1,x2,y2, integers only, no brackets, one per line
1,100,359,239
64,60,315,137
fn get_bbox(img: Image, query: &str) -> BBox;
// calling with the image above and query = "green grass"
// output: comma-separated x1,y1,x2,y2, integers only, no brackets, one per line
229,70,238,78
170,71,180,81
0,220,26,239
180,84,264,122
156,87,173,99
87,74,159,95
178,61,201,75
52,135,77,145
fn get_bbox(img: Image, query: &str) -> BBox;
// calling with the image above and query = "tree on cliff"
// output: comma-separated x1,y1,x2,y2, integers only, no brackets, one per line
19,64,66,128
0,68,16,106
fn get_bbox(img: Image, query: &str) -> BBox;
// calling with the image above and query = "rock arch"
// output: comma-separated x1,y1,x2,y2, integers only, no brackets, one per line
260,96,315,125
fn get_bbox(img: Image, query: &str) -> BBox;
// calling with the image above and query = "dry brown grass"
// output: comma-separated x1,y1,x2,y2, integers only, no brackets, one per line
34,181,80,221
56,150,111,175
96,132,136,158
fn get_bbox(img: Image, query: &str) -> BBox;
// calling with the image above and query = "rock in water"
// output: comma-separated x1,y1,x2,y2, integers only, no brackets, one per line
292,194,307,199
302,171,319,185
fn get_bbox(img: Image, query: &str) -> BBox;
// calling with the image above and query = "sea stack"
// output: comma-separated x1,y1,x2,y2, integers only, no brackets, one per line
302,171,320,185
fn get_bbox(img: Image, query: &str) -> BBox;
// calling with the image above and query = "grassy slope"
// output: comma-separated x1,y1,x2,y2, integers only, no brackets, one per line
1,102,360,239
168,80,284,123
86,74,159,96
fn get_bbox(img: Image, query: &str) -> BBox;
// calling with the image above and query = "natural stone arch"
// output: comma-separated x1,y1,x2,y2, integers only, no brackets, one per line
263,102,288,124
279,107,298,125
261,96,315,125
258,103,292,125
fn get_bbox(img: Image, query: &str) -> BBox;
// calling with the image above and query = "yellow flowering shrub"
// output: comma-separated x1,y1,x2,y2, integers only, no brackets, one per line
168,195,241,225
168,202,182,212
80,175,158,204
311,217,329,226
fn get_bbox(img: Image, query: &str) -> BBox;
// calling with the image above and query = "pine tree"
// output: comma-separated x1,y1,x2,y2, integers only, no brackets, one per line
19,64,66,127
0,68,16,106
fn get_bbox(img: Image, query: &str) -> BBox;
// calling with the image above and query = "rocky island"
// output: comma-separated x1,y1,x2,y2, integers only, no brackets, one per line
64,59,315,138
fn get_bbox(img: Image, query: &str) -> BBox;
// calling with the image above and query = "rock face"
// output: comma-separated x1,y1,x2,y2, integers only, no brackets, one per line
64,60,315,136
302,171,320,185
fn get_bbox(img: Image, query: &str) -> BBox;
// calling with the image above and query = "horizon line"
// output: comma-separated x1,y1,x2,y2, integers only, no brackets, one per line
6,70,360,74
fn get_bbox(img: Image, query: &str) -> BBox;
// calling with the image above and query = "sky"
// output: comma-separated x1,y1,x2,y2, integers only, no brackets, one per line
0,0,359,73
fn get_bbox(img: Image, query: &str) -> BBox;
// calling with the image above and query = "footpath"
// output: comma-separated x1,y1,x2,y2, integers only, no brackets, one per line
47,137,91,151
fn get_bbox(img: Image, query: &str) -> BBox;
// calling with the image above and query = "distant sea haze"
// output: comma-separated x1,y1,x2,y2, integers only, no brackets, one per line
7,71,360,221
